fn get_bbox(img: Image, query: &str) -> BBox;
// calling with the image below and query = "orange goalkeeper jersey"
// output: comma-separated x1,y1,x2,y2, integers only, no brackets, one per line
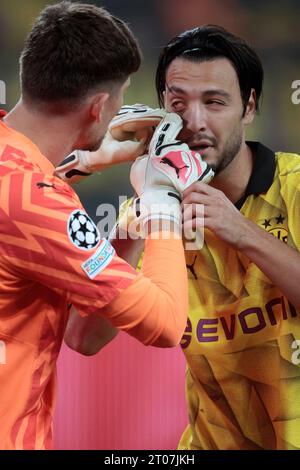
0,117,138,449
0,115,188,449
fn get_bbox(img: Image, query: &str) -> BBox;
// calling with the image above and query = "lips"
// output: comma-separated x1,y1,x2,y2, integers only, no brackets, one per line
190,142,214,152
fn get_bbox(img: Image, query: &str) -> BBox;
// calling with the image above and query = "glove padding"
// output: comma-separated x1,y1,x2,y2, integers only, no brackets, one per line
54,104,166,184
109,104,166,142
130,112,215,233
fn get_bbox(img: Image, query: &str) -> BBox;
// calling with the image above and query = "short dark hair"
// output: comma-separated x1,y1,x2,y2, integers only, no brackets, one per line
156,25,263,114
20,1,141,107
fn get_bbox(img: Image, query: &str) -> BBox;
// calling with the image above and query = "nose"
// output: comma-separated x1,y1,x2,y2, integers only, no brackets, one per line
183,103,207,134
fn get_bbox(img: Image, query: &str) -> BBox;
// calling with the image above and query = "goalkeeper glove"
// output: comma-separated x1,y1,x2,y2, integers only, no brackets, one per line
110,103,166,142
54,104,166,184
130,112,215,234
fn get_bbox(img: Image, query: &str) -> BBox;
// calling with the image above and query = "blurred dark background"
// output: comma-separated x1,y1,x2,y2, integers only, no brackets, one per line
0,0,299,224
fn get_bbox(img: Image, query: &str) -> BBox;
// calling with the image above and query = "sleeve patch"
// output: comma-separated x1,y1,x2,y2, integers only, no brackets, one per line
68,209,100,250
81,238,115,279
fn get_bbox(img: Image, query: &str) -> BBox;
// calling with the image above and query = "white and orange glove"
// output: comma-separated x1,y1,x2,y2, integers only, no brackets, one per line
54,104,166,184
129,112,215,233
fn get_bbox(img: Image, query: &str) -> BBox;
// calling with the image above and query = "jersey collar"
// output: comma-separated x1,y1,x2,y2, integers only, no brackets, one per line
235,141,276,209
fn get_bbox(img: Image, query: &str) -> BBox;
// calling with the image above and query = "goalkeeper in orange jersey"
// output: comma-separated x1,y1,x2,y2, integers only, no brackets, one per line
64,25,300,450
0,1,216,449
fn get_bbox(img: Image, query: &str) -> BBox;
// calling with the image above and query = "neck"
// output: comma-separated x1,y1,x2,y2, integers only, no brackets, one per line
210,141,253,204
3,99,81,166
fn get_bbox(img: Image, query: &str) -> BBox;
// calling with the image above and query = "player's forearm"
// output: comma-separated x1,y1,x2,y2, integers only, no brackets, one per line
238,219,300,308
64,237,144,355
99,230,188,347
64,307,118,355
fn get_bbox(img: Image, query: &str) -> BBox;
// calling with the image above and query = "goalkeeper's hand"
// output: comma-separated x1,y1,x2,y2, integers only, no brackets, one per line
110,104,166,142
130,112,215,234
54,104,166,184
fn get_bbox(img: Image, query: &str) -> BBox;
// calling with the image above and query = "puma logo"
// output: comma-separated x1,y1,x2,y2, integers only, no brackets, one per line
160,157,189,178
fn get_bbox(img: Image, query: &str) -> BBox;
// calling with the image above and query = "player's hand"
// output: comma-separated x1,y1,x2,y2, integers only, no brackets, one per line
109,104,166,143
182,182,251,248
54,104,166,184
130,112,215,232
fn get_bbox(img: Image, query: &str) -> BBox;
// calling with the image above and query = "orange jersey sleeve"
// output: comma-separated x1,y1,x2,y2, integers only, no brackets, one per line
0,117,189,450
0,161,188,347
0,170,137,313
98,235,189,347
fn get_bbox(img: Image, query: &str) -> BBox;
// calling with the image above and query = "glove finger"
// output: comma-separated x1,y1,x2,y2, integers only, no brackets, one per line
130,154,148,196
110,105,166,129
149,112,183,154
110,118,162,141
191,153,215,184
115,104,151,116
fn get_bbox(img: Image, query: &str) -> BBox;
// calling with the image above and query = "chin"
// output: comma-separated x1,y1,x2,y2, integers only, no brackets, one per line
200,150,216,166
202,155,221,174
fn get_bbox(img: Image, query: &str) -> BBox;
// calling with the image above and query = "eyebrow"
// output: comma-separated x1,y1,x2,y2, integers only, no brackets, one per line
166,84,231,99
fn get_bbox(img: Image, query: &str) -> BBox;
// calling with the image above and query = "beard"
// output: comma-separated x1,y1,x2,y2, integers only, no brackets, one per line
180,119,244,176
212,128,243,175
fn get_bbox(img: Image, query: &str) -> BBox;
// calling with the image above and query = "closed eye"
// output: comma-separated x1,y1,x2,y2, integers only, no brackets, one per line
206,100,226,106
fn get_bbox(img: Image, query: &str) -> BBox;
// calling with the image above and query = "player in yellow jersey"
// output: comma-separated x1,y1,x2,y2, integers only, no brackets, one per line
65,25,300,450
0,2,216,450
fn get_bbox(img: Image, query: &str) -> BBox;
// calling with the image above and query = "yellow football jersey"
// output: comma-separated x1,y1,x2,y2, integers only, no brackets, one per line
180,142,300,450
122,142,300,449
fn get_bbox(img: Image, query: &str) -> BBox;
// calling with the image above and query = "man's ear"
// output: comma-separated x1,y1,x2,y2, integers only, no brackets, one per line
90,93,110,123
243,88,256,125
